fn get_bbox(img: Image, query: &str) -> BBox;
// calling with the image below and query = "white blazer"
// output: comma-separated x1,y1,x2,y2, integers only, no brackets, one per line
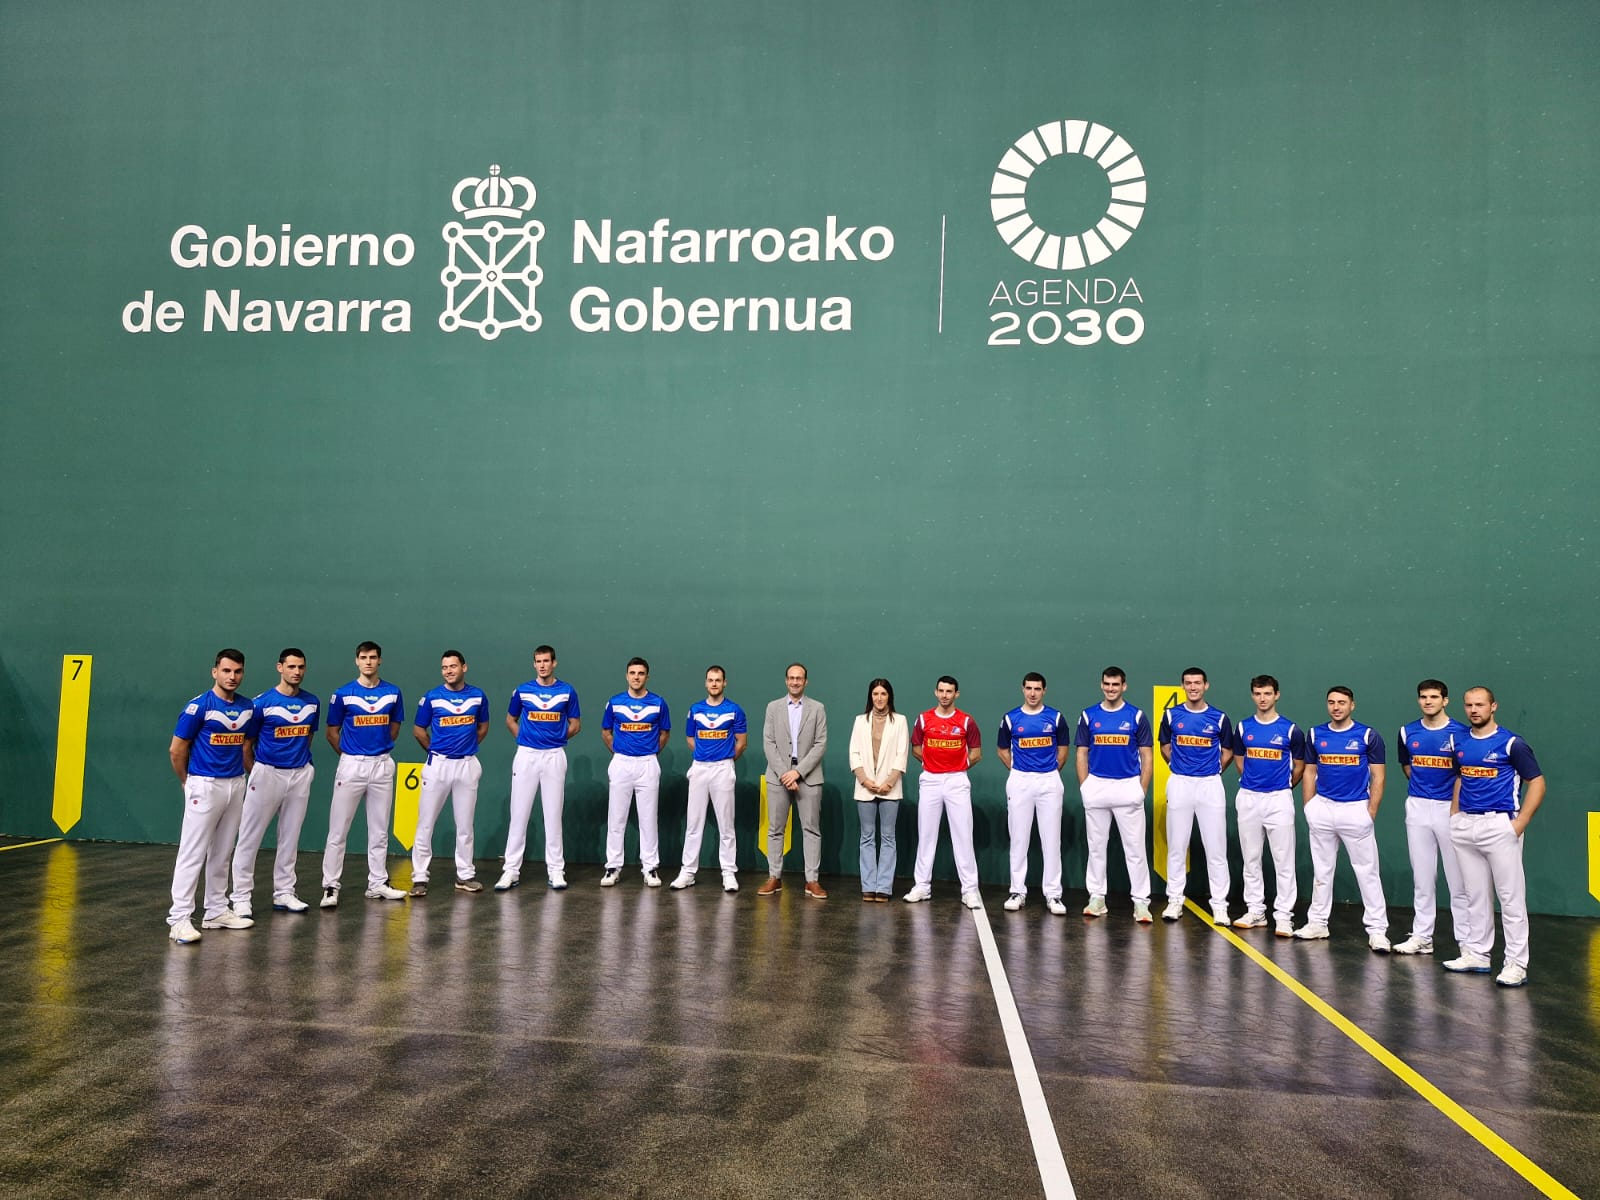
848,711,909,801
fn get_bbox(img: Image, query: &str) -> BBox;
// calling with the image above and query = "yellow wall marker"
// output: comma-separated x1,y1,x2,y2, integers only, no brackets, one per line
1150,685,1182,879
52,655,92,833
392,763,423,850
756,775,792,858
1588,812,1600,904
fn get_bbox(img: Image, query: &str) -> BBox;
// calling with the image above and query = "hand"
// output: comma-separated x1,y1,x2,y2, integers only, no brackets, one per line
1511,814,1529,837
780,769,800,790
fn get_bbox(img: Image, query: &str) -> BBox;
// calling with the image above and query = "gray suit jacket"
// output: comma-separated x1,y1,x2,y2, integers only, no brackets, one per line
764,695,827,786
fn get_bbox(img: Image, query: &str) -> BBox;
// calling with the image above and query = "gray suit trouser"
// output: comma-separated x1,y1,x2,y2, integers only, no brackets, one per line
767,779,822,881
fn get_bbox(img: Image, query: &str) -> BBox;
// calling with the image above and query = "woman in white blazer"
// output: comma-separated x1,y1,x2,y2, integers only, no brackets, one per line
849,678,909,901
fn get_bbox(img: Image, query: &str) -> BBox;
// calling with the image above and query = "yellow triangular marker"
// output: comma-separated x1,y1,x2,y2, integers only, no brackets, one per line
52,655,92,834
393,763,422,850
1588,812,1600,904
757,775,793,858
1151,685,1183,881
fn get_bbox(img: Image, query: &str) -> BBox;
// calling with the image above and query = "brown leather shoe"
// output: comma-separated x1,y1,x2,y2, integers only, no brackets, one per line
756,877,782,896
804,881,828,900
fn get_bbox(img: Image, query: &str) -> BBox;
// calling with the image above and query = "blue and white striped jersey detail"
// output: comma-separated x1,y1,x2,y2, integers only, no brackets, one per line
250,689,320,770
328,681,404,756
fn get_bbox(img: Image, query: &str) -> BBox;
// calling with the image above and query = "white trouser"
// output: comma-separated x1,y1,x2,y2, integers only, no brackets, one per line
1083,774,1150,905
1450,810,1528,968
1006,770,1064,899
682,759,737,873
1165,774,1229,906
412,755,483,882
606,754,661,871
504,746,568,876
1405,794,1472,945
169,775,247,925
1305,796,1388,934
322,753,396,890
1236,787,1297,922
230,762,314,905
913,770,978,892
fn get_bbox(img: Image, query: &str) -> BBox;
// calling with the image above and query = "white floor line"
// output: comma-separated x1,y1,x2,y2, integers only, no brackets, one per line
971,903,1077,1200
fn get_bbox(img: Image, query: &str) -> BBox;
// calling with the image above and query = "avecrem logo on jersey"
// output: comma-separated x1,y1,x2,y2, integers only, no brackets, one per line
985,119,1146,350
119,162,895,338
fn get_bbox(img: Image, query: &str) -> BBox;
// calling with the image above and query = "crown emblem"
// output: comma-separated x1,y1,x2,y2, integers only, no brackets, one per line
451,164,537,220
440,163,545,340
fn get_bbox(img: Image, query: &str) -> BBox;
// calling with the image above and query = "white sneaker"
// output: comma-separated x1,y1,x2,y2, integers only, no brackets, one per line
1083,895,1108,918
1495,963,1528,987
600,868,620,887
1294,923,1330,940
960,890,983,910
1392,934,1433,955
721,872,739,893
272,894,308,913
642,869,662,888
168,919,201,944
1046,896,1067,915
365,883,407,900
548,870,567,891
234,902,254,920
320,886,339,908
1369,933,1392,954
1003,893,1025,911
1211,905,1232,927
902,884,931,903
1275,918,1293,937
494,871,519,892
670,870,696,890
1161,899,1184,921
1133,902,1153,924
201,910,253,930
1233,910,1267,929
1443,952,1492,974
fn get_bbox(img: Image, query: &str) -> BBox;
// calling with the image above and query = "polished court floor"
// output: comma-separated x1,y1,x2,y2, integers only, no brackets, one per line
0,838,1595,1199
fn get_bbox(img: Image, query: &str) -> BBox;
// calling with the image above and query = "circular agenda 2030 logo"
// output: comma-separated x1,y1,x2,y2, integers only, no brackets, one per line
990,120,1146,269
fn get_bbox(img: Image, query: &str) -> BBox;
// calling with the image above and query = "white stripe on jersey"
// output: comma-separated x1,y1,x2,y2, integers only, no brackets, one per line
519,692,571,709
260,703,317,722
429,696,484,714
342,695,398,713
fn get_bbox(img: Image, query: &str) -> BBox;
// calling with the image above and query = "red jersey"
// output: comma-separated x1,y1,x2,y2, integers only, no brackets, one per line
913,708,980,774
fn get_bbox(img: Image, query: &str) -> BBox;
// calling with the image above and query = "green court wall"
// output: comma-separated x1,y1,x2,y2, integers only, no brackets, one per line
2,1,1596,915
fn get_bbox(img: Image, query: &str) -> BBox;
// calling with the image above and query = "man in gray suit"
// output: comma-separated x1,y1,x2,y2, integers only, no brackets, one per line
760,663,828,899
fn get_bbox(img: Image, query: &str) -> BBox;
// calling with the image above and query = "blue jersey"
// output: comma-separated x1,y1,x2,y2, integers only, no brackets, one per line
508,678,581,749
687,699,747,762
1307,722,1386,802
1232,716,1304,792
328,680,404,756
174,690,256,778
250,687,320,770
1158,705,1233,777
603,691,671,757
997,706,1067,773
415,685,488,758
1398,718,1467,801
1454,727,1542,814
1075,703,1151,779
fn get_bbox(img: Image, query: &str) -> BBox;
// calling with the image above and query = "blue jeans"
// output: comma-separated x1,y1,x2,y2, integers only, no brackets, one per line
858,799,898,893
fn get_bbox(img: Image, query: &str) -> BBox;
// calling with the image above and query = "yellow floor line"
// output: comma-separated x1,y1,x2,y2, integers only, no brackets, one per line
1190,899,1578,1200
0,838,63,853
